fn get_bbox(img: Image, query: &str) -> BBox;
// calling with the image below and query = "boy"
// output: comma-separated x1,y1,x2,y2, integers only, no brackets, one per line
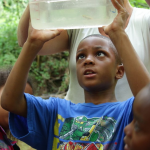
18,0,150,104
124,83,150,150
1,0,150,150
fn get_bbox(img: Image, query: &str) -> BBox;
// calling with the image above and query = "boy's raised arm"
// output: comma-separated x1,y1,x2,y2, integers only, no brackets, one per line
1,25,63,117
103,0,150,97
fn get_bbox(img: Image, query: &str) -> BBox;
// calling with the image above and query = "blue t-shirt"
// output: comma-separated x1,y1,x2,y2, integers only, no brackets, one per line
9,94,134,150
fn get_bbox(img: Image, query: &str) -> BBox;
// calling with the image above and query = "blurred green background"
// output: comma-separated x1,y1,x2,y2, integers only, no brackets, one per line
0,0,149,96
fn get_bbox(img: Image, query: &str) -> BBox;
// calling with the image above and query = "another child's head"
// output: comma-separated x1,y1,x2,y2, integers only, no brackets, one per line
0,66,33,131
124,83,150,150
76,34,124,92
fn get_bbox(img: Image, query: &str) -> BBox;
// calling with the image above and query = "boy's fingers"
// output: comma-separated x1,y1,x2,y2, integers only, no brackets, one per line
47,29,64,40
55,29,64,35
51,30,60,37
118,0,124,7
57,29,65,32
111,0,124,12
49,29,64,36
49,29,64,32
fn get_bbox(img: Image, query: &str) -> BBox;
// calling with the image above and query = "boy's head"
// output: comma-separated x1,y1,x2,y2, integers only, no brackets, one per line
76,34,124,92
124,83,150,150
0,66,33,131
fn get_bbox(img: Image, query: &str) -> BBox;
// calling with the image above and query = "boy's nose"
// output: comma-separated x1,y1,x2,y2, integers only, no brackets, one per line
84,56,95,66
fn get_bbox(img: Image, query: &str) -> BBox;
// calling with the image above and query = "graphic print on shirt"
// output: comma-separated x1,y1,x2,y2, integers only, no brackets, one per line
53,115,117,150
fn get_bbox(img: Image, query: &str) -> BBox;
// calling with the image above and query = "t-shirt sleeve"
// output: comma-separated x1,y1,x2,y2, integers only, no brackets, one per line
9,93,59,149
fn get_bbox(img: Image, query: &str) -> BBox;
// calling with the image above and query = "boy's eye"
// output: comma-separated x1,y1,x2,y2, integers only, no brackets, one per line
97,52,105,57
78,54,85,60
134,121,140,132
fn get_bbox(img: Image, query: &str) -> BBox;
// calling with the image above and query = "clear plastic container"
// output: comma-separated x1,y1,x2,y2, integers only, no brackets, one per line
29,0,117,30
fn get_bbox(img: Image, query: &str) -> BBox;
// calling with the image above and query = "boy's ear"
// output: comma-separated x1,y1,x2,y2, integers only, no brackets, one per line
115,64,124,79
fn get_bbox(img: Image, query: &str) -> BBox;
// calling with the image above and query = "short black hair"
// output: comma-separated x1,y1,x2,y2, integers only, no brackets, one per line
0,66,33,89
80,34,122,65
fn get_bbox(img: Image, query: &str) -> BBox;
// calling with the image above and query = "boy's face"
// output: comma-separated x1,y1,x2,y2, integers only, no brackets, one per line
76,36,120,92
124,84,150,150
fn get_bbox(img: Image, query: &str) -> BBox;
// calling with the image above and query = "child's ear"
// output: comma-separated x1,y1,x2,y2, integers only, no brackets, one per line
115,64,124,79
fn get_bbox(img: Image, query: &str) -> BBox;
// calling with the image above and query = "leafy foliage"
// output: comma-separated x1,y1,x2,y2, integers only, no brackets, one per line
129,0,149,8
0,0,149,95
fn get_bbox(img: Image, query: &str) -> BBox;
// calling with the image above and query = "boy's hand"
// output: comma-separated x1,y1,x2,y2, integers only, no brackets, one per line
102,0,129,35
27,21,64,47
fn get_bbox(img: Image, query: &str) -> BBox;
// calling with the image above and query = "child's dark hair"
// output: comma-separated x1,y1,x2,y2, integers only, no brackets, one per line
0,66,33,89
81,34,122,65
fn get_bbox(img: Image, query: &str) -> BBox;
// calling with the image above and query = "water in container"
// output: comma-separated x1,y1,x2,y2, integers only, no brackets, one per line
29,0,117,30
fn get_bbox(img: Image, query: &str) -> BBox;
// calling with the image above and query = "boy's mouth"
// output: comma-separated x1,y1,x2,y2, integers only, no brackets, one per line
124,144,130,150
84,69,96,77
84,69,96,75
124,137,130,150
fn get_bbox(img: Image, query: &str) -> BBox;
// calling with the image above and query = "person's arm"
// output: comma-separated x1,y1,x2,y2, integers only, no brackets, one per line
104,0,150,97
1,26,63,117
17,5,30,47
17,4,69,55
